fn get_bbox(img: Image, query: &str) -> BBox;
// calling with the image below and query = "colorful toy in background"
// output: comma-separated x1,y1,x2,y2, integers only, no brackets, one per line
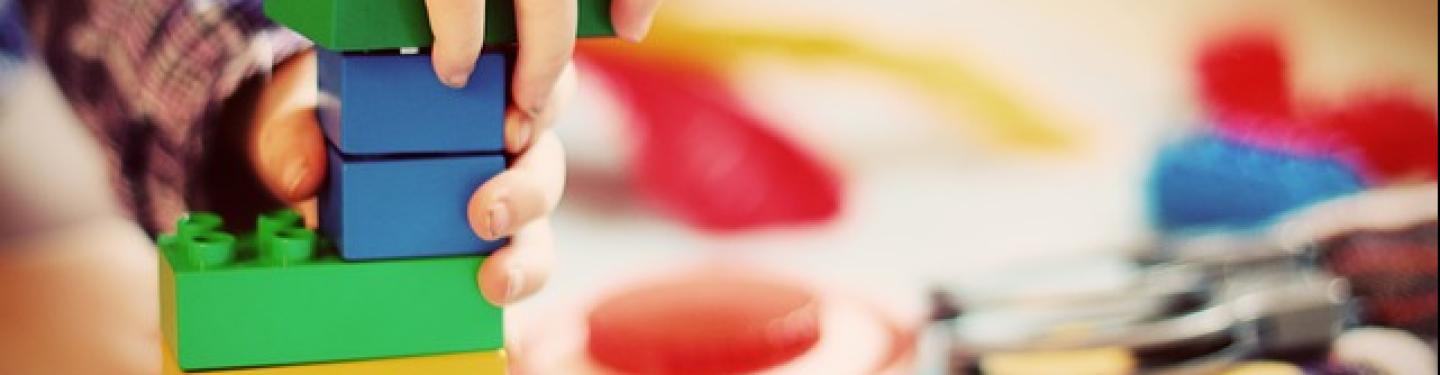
927,232,1438,374
917,26,1438,374
1319,222,1438,338
1194,32,1438,184
515,266,918,374
571,12,1095,232
159,1,618,372
579,46,843,231
603,16,1084,152
1148,135,1364,232
1148,30,1438,233
541,26,1088,370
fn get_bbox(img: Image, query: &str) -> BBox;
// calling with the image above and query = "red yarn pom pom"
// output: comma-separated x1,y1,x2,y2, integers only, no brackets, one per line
1196,31,1294,124
1312,94,1439,183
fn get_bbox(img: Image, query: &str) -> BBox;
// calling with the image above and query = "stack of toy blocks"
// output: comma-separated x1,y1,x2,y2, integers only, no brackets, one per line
158,1,613,373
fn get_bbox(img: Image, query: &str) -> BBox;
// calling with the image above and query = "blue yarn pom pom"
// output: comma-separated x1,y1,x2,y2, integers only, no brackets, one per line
1147,134,1365,233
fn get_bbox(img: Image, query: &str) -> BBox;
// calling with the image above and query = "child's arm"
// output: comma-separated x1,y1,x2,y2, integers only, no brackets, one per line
1,59,123,244
0,217,161,375
1,54,158,375
2,2,283,373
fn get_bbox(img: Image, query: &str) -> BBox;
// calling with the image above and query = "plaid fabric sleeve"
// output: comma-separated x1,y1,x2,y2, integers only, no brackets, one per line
1,0,25,87
16,0,307,235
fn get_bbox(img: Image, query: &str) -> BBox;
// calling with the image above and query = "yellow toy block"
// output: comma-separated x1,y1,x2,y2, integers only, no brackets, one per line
163,343,507,375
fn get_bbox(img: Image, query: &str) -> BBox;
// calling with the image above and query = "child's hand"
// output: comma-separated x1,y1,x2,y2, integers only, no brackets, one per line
424,0,662,101
250,50,567,307
248,0,660,306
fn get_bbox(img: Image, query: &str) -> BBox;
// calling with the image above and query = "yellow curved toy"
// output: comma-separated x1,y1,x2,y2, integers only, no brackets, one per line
607,13,1085,153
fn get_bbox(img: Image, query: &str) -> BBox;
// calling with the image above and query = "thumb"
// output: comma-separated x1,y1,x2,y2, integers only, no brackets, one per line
250,50,327,203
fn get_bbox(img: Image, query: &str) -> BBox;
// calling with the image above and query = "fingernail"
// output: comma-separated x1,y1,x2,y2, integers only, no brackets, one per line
620,28,649,43
504,262,526,303
487,202,511,239
622,12,657,43
282,161,308,198
444,72,471,89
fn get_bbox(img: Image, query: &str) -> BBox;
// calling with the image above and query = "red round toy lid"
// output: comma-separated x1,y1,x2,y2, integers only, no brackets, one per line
585,271,823,374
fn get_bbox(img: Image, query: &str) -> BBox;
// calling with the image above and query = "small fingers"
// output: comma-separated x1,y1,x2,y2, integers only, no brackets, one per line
467,131,566,240
504,61,576,153
512,0,577,117
477,219,555,305
426,0,487,88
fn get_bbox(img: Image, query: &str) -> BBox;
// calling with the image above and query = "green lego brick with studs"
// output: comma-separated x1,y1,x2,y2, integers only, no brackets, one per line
264,0,615,51
159,210,503,371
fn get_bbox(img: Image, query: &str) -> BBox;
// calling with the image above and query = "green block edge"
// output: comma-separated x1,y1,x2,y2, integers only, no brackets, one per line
264,0,616,51
160,243,503,370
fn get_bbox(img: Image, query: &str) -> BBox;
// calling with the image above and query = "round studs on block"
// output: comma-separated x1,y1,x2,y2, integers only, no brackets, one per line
261,227,317,266
182,231,237,270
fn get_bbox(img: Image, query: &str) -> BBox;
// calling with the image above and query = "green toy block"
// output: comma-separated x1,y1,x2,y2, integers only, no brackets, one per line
159,210,503,371
264,0,615,51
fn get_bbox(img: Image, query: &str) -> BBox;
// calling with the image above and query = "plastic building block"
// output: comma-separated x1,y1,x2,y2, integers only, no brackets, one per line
318,49,507,155
320,148,507,260
163,344,507,375
159,211,503,371
264,0,614,51
163,346,506,374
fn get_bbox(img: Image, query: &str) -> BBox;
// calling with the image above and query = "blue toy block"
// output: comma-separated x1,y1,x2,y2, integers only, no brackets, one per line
320,147,508,260
318,49,508,156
